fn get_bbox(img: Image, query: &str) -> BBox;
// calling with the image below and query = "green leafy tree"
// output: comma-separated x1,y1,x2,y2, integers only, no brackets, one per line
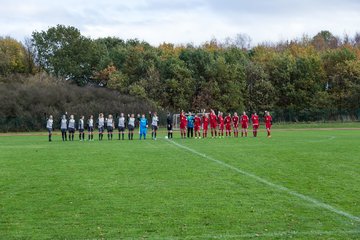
32,25,100,85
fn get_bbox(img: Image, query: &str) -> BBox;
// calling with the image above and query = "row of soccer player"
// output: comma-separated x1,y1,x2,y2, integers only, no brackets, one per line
177,110,273,139
45,112,160,142
45,110,272,142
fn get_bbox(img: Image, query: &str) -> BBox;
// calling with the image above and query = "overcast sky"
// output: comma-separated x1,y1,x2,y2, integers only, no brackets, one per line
1,0,359,46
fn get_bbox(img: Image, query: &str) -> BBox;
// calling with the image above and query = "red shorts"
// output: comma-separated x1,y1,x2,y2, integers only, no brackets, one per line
219,124,224,130
203,125,208,131
210,122,217,129
266,123,272,129
241,123,248,129
195,125,200,132
226,124,231,131
233,124,239,129
253,124,259,130
180,123,186,129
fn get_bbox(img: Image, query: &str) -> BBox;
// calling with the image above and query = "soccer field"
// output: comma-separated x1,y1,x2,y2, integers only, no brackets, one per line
1,129,360,239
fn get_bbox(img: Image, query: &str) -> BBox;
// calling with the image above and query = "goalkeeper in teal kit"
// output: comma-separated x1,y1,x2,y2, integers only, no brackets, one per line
139,114,148,140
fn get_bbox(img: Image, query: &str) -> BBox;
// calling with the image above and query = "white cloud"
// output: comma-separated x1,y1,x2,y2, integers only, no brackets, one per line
0,0,359,45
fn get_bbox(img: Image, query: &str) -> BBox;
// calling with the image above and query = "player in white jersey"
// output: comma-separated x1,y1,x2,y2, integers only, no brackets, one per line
87,115,94,141
118,113,125,140
107,114,115,140
60,114,68,141
68,115,76,141
78,116,85,141
127,113,135,140
98,113,105,141
150,111,159,140
46,115,53,142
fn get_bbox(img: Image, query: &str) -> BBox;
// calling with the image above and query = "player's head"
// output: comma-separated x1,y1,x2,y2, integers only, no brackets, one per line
243,111,246,115
49,115,53,119
121,113,124,117
108,114,112,119
62,115,66,119
131,113,135,118
228,113,231,116
70,115,74,119
167,112,170,116
90,115,93,119
154,111,157,116
205,113,209,117
81,115,84,120
141,114,145,118
234,112,238,116
99,113,103,118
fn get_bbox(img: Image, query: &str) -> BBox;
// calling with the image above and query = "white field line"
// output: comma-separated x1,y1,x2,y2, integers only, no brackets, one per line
152,229,360,240
167,139,360,223
301,135,336,143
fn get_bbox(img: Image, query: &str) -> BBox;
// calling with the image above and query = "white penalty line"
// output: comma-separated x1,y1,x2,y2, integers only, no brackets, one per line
167,139,360,223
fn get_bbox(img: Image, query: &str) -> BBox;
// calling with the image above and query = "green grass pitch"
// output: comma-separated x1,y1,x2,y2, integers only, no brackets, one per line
1,128,360,239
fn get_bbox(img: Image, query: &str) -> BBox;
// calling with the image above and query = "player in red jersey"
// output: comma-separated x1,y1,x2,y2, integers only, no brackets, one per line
264,111,272,138
251,112,259,137
232,112,239,137
224,113,232,137
218,111,224,138
179,111,187,138
240,111,249,137
209,109,218,138
194,113,202,139
202,113,209,138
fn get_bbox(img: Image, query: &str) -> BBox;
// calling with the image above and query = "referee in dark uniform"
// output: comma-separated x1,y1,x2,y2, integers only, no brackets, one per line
167,113,173,139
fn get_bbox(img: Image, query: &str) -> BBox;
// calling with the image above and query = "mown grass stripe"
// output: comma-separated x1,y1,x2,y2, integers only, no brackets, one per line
168,139,360,223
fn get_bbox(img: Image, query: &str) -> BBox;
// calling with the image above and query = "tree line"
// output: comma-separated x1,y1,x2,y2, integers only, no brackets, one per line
1,25,360,131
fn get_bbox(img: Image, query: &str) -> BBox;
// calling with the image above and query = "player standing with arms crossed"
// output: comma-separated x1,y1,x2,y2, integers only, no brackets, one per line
251,112,259,137
224,113,232,137
240,111,249,137
118,113,126,140
232,112,239,137
264,111,273,138
218,112,224,138
209,109,218,138
180,111,187,139
46,115,53,142
87,115,94,141
194,113,202,139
